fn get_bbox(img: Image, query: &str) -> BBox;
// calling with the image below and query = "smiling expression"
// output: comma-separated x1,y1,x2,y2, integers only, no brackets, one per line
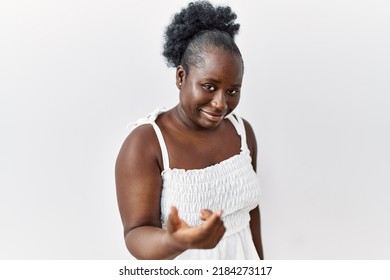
176,47,244,130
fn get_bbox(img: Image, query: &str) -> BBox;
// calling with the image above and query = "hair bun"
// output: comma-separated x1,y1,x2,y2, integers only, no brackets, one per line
163,1,240,67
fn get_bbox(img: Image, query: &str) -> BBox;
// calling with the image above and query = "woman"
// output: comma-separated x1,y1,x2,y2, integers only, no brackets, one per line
115,1,263,260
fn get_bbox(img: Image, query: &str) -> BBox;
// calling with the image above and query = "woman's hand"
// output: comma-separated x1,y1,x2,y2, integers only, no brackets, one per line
166,206,226,250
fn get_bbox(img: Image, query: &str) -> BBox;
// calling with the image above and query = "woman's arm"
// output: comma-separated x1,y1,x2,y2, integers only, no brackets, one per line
115,125,225,259
250,206,264,259
244,119,264,259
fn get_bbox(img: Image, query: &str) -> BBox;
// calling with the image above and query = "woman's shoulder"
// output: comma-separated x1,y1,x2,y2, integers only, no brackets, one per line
241,118,256,140
127,122,161,150
239,117,258,169
229,113,257,143
123,107,168,149
117,123,163,171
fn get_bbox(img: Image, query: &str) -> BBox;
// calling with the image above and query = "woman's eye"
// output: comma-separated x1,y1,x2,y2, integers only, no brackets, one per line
227,89,240,96
203,84,215,91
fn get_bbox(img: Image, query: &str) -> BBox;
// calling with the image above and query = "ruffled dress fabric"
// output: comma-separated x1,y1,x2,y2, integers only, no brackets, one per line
130,107,261,260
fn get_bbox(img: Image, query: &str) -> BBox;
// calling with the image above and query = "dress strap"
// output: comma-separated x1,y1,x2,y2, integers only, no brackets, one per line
150,122,170,171
128,107,170,171
226,113,249,152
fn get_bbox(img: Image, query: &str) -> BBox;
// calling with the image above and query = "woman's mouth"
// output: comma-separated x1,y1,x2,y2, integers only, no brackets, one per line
200,110,225,122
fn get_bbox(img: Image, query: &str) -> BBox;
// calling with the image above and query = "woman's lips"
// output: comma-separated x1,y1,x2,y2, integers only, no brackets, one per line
200,110,225,122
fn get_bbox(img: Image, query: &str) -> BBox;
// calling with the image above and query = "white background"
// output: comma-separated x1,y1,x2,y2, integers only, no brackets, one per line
1,0,389,259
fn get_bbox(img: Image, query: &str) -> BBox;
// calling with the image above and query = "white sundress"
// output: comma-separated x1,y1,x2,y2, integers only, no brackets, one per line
131,107,261,259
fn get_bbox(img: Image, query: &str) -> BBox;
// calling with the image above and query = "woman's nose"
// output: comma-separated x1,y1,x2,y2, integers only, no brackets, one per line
211,91,228,111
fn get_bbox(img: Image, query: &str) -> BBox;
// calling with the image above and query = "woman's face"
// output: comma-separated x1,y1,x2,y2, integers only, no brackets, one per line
176,47,243,130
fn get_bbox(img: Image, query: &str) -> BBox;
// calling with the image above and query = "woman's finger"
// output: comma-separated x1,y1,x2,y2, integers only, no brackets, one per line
167,206,181,233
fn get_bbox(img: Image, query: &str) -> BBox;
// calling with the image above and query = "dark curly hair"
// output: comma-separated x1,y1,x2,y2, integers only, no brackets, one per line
163,1,241,72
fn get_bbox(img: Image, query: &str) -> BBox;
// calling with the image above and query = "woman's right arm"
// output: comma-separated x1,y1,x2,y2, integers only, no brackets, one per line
115,125,225,259
115,125,183,259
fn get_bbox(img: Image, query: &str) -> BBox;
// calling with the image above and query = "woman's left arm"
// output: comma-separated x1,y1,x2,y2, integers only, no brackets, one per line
250,206,264,259
244,119,264,260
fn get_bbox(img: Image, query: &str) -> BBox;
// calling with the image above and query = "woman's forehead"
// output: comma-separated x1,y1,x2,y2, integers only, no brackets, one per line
190,48,243,80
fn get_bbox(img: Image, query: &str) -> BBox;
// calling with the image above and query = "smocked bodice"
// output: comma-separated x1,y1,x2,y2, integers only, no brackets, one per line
160,150,261,236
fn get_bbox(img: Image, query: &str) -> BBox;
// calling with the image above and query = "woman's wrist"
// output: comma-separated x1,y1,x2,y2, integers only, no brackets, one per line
161,229,188,259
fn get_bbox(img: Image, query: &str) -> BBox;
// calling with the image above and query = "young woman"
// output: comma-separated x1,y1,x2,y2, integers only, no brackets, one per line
115,1,263,260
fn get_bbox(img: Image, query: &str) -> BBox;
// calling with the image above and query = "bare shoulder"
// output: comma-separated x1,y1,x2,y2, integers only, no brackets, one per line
116,124,162,172
241,118,258,170
120,124,158,151
242,118,257,147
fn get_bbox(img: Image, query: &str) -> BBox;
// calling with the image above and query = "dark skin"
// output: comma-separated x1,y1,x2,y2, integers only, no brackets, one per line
115,46,263,260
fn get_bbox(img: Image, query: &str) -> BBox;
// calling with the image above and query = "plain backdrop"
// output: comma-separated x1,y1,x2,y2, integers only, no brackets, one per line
1,0,389,259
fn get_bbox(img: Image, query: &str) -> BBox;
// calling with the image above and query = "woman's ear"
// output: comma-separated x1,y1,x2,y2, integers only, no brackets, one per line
176,65,186,90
